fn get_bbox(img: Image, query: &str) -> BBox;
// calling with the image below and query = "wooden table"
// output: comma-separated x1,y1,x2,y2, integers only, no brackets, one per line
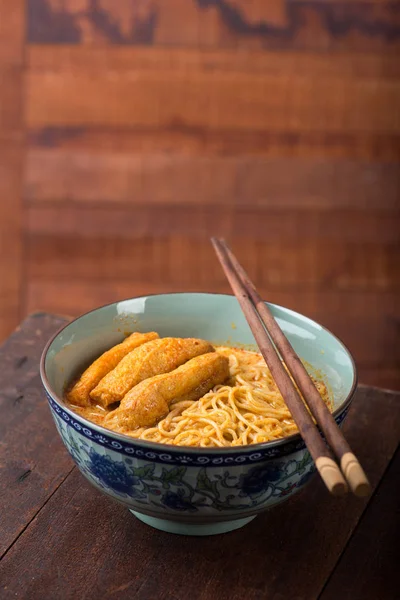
0,314,398,600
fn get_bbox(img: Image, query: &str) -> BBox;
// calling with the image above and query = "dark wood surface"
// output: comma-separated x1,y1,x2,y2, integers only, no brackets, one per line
0,313,399,600
0,0,399,390
320,445,400,600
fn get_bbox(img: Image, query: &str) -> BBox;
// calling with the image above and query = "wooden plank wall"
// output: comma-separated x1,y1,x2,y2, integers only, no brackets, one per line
0,1,24,342
0,0,399,389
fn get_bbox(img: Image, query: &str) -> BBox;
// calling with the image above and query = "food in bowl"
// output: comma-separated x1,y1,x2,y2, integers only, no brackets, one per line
41,293,356,536
67,331,159,406
65,333,332,448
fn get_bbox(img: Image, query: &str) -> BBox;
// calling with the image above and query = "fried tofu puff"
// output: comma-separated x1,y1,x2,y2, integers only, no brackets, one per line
104,352,229,431
90,337,213,407
67,332,159,407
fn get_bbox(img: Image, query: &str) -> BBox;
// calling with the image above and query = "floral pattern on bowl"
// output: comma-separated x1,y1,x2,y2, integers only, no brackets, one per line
51,405,348,521
41,293,357,534
48,395,349,466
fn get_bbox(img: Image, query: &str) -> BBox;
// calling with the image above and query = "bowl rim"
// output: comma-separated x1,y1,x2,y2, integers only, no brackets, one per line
40,292,358,454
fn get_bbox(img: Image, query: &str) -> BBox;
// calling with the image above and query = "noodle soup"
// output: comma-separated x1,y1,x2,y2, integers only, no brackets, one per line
66,337,331,448
42,293,356,535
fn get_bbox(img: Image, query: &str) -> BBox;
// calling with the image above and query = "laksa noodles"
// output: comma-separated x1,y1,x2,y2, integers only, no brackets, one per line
65,332,332,448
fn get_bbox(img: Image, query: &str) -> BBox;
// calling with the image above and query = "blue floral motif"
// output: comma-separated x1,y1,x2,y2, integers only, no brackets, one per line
240,463,283,496
51,410,320,513
88,449,139,495
48,394,334,464
296,468,315,488
162,491,198,512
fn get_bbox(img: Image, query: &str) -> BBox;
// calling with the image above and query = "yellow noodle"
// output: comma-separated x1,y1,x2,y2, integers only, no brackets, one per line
68,345,331,447
123,346,332,447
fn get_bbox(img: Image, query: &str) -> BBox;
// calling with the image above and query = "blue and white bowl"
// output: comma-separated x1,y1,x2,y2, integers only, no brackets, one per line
40,293,357,536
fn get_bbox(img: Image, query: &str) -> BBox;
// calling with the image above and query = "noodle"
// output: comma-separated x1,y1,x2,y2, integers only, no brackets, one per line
68,345,332,448
123,346,332,447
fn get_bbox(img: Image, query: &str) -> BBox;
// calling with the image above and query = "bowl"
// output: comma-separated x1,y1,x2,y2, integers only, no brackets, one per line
40,293,357,536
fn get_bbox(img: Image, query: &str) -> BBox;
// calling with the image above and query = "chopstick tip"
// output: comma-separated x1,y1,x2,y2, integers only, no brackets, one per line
353,482,372,498
341,453,371,497
316,457,348,496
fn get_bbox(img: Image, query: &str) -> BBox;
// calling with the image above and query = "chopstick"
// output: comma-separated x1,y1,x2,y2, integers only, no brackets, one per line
211,237,371,497
219,239,370,498
211,239,346,496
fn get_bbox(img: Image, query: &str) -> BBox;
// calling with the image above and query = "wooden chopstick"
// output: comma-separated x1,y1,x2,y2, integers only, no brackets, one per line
211,238,347,496
218,239,371,498
212,238,369,497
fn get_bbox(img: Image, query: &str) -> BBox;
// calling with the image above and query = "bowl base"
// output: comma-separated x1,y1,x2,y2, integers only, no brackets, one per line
130,511,256,536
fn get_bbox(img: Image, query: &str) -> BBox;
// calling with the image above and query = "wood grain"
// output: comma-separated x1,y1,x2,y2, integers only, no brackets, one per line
25,281,400,321
25,232,400,384
15,0,400,392
321,445,400,600
0,0,25,342
26,0,400,53
26,63,400,134
1,375,398,599
27,125,400,162
0,313,71,558
359,368,400,392
0,137,23,343
0,67,24,134
0,0,24,64
27,46,400,80
26,236,400,289
25,151,400,209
